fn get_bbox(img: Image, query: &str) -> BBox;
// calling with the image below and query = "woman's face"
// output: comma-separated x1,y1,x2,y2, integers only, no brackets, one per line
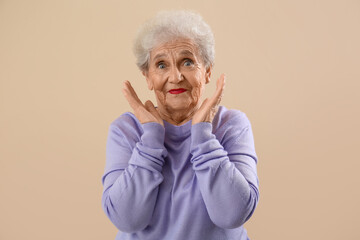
144,38,211,116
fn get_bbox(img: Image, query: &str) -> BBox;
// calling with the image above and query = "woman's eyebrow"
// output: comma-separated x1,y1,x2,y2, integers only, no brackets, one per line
153,53,167,61
179,50,195,57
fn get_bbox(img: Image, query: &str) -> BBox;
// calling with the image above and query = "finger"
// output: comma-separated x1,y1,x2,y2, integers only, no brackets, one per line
144,100,157,116
198,98,209,111
209,74,226,106
216,77,225,106
126,81,142,102
145,100,164,125
123,81,143,104
122,81,144,110
216,73,226,99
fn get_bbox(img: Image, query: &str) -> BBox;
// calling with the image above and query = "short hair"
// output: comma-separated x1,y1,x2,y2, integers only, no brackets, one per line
133,10,215,71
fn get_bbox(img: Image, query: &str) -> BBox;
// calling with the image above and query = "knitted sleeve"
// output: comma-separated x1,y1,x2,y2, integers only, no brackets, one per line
101,113,167,233
190,111,259,229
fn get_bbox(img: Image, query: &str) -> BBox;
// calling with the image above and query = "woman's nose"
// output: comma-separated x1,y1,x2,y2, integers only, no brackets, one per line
168,66,183,83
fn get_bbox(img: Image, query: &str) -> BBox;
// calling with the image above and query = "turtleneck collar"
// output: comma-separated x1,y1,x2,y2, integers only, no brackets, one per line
163,119,192,138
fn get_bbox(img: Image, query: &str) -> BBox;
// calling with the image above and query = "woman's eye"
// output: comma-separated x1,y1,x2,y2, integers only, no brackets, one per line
183,59,193,66
157,62,166,69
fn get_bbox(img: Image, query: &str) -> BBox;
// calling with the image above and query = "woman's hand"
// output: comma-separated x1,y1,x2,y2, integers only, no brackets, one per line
192,74,226,125
122,80,164,126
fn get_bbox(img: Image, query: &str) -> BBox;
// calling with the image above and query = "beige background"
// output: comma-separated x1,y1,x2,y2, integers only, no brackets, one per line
1,0,359,239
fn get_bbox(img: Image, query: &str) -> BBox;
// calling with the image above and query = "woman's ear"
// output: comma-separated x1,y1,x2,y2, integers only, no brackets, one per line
205,65,212,84
142,70,153,90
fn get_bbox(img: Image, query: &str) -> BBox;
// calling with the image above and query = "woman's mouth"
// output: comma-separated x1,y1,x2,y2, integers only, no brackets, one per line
169,88,187,94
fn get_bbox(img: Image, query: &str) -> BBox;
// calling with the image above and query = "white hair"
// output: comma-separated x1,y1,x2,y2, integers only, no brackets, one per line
133,10,215,71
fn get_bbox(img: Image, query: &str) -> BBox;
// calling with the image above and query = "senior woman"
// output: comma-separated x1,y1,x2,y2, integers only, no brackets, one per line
101,10,259,240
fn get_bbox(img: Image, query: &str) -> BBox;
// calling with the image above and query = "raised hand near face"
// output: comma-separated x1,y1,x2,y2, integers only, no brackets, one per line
192,74,226,125
122,80,164,126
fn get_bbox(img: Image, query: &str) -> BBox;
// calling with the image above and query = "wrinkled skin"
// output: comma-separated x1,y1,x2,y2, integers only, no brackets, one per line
122,38,225,126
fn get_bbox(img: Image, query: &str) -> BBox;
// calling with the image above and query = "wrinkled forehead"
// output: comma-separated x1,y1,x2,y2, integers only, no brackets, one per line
150,38,201,61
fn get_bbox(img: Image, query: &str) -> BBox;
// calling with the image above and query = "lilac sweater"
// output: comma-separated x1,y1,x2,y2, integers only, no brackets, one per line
101,106,259,240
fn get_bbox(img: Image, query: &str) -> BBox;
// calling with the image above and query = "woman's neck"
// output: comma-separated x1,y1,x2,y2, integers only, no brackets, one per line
157,105,198,126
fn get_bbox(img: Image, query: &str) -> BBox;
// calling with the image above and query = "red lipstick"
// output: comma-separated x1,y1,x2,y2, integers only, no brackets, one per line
169,88,187,94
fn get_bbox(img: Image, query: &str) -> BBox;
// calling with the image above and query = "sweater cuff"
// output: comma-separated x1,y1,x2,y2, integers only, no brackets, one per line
128,122,167,173
141,122,165,148
191,122,214,146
